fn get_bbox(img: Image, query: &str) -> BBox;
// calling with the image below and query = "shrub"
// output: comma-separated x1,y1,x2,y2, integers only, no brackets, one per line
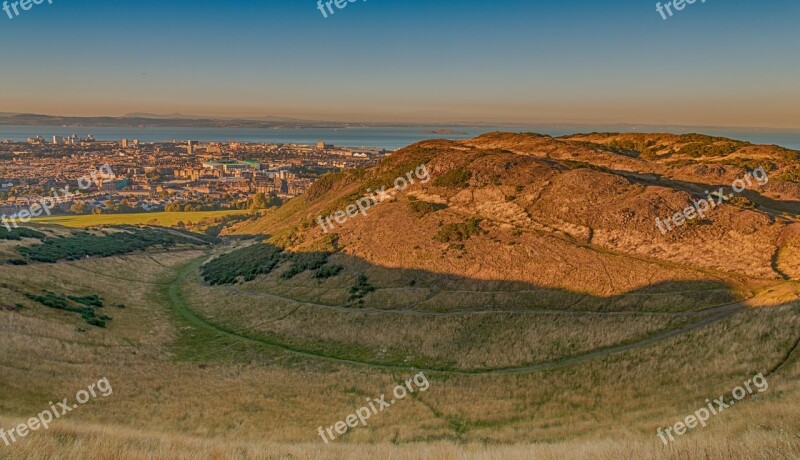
433,168,472,188
728,195,757,208
315,264,343,279
409,200,447,216
18,227,210,263
349,274,375,302
68,294,104,307
201,243,283,285
281,252,330,279
434,219,484,243
0,227,46,241
25,291,108,327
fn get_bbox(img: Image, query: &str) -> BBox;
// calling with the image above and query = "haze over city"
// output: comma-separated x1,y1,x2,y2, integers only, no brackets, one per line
1,0,799,127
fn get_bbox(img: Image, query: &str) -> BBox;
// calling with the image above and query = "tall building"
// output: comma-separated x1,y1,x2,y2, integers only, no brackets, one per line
187,140,194,155
121,138,129,148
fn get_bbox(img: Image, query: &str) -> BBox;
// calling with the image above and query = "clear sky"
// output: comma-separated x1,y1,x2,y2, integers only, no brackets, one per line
0,0,799,127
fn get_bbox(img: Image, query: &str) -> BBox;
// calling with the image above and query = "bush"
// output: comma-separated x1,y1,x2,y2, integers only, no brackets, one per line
203,246,342,284
25,291,108,327
349,274,375,302
433,168,472,188
0,227,46,241
281,252,330,279
409,200,447,216
201,243,283,285
434,219,484,243
67,294,104,307
315,264,343,279
728,195,757,208
19,227,211,263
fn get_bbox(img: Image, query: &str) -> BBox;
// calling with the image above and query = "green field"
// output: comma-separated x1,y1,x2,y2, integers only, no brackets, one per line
31,210,251,227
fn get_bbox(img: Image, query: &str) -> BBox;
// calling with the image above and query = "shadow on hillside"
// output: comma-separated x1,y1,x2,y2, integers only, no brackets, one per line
610,169,800,216
199,242,753,314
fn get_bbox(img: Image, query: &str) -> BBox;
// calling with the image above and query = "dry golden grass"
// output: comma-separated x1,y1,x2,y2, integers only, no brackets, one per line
182,271,700,370
1,249,799,459
0,416,798,460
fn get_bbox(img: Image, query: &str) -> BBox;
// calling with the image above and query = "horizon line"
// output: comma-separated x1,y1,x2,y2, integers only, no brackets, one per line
3,112,800,132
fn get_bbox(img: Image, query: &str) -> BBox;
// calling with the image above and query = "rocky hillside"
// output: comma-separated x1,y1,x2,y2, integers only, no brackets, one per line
228,132,800,296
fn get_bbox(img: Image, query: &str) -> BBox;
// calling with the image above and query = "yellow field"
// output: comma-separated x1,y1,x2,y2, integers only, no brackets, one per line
30,210,251,227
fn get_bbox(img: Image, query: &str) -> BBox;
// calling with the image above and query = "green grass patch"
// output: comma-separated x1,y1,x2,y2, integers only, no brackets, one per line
30,210,250,228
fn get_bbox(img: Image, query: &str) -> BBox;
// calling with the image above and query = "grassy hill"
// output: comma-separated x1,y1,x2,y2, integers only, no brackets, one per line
1,133,799,459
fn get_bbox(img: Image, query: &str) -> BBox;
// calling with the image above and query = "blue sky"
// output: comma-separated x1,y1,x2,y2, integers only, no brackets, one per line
0,0,798,127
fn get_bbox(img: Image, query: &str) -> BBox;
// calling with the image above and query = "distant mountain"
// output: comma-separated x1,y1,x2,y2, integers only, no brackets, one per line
122,112,320,123
0,113,347,129
122,112,216,120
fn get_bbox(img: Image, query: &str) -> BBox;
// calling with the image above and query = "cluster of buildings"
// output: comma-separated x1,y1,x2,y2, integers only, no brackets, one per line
0,136,388,218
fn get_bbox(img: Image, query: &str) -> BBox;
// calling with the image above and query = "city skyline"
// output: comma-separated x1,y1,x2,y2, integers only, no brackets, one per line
1,0,799,128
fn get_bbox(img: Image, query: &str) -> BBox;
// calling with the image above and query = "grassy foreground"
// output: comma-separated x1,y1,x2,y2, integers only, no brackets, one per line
30,210,251,228
0,246,798,459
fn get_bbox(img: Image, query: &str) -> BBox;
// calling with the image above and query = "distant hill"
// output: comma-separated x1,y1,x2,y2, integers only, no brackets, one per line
122,112,332,123
0,113,347,129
